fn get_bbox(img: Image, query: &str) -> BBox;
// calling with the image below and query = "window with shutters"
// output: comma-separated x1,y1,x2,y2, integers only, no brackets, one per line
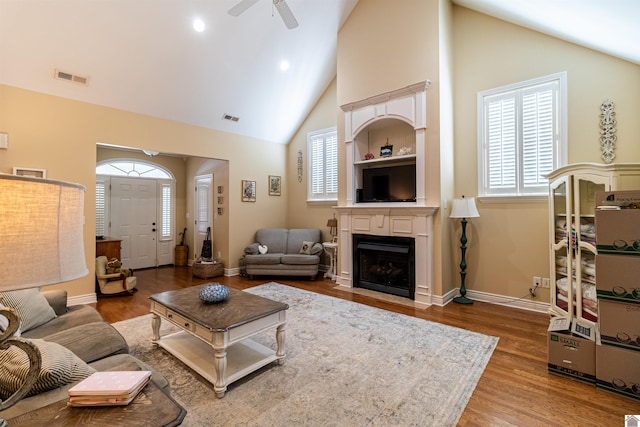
477,72,567,201
307,127,338,201
161,184,171,238
95,179,107,238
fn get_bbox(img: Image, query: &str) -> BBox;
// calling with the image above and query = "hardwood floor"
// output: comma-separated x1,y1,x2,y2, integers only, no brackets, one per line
93,266,640,426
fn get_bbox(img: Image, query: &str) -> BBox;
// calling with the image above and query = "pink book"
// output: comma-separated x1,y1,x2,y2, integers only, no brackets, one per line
68,371,152,397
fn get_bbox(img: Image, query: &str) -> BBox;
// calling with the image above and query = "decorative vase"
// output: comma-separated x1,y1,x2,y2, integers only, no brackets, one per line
199,283,230,303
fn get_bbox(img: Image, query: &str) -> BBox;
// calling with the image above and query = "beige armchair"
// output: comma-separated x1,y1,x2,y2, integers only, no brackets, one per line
95,256,137,295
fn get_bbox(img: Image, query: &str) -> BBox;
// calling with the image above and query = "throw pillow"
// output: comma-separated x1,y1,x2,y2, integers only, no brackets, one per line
0,338,96,400
0,289,56,333
258,244,268,254
299,241,315,255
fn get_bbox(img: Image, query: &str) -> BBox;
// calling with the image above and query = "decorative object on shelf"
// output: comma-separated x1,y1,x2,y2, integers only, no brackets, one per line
13,167,46,178
269,175,281,196
380,139,393,157
297,150,303,182
242,180,256,202
198,283,230,303
599,99,616,164
326,215,338,240
397,146,412,156
450,195,480,304
0,174,88,418
363,153,375,160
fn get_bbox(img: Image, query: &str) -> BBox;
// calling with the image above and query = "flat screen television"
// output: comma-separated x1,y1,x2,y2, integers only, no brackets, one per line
359,164,416,203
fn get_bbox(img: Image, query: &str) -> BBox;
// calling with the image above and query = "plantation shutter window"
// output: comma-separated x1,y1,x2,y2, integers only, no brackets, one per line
478,72,566,200
307,127,338,201
161,184,171,238
95,180,107,237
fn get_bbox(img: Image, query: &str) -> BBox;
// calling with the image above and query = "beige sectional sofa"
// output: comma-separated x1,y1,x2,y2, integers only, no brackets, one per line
244,228,324,279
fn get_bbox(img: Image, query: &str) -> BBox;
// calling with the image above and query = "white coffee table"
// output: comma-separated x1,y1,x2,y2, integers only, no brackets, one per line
149,285,288,398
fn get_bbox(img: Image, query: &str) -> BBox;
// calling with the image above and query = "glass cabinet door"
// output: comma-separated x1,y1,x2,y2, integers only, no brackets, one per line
549,177,573,318
573,175,607,324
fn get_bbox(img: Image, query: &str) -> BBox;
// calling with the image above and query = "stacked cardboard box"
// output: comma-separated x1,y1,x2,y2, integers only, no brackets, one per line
594,190,640,401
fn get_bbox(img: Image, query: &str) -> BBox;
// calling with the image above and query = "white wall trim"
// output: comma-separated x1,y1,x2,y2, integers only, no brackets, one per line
68,293,97,306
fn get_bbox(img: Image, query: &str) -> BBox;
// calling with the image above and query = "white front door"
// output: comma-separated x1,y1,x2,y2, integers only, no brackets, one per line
194,174,213,261
111,177,158,269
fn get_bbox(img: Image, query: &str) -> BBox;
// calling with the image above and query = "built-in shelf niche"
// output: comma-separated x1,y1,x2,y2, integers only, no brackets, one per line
341,81,430,206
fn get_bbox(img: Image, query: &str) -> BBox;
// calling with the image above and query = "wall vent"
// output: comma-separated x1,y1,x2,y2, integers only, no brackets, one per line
54,69,89,86
222,113,239,122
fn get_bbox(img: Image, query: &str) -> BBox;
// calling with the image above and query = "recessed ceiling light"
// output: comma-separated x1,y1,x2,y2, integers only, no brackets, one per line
280,60,290,71
193,18,205,32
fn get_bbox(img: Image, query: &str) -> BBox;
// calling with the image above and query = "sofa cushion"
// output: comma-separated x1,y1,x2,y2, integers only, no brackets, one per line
256,228,288,253
0,289,56,333
286,229,322,254
280,254,320,265
244,253,284,265
42,321,129,363
22,305,103,340
0,338,95,400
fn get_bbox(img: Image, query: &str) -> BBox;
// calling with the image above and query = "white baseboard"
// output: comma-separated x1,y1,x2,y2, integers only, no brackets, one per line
68,293,97,306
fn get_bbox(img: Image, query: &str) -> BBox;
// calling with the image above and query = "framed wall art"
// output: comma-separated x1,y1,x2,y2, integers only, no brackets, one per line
241,180,256,202
269,175,281,196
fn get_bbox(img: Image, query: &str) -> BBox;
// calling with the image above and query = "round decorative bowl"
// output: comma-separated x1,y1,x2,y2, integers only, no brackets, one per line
199,283,230,303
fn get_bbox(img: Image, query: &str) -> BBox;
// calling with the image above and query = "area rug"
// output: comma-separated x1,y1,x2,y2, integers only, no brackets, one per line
112,283,498,426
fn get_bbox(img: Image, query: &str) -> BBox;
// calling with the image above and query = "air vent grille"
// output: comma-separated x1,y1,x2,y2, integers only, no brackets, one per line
222,113,239,122
54,69,89,86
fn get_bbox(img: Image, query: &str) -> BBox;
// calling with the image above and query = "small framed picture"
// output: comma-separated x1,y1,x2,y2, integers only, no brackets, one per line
242,180,256,202
217,186,223,194
13,167,47,178
380,145,393,157
269,175,281,196
332,236,339,244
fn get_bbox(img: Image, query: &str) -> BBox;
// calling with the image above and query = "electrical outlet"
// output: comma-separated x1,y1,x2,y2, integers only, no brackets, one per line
541,278,550,288
533,276,541,288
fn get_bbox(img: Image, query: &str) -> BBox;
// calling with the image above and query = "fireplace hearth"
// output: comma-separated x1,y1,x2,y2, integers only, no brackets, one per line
353,234,415,299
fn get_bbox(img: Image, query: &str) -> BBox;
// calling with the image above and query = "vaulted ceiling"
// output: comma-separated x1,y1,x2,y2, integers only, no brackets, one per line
1,1,637,146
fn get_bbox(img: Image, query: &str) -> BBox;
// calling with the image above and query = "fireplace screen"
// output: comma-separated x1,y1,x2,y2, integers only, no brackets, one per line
353,234,415,299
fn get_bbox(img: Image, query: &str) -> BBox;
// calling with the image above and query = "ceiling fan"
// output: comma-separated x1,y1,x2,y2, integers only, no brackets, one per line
228,0,299,29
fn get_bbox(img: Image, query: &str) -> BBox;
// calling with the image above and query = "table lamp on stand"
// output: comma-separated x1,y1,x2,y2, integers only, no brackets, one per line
449,195,480,304
0,174,87,420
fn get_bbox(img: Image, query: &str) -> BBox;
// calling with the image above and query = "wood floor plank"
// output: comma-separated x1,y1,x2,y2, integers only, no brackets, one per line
92,266,640,426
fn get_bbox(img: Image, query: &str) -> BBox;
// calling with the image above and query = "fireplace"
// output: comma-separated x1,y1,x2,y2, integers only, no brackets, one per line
353,234,415,299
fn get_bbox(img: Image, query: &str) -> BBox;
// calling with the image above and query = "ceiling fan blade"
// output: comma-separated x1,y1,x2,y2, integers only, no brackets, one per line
228,0,260,17
274,0,298,29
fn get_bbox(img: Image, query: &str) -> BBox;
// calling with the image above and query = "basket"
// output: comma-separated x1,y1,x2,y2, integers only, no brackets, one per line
192,262,224,279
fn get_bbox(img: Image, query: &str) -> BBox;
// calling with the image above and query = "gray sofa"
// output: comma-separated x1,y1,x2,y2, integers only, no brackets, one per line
244,228,323,279
0,289,171,420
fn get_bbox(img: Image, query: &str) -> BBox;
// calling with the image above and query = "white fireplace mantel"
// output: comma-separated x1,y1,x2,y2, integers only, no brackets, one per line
336,81,438,307
334,206,438,307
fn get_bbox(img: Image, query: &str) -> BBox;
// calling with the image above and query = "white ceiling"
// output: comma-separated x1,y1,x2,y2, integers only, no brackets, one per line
1,1,638,146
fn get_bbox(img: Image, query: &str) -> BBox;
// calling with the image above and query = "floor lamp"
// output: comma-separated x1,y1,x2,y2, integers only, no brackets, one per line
0,174,87,416
450,195,480,304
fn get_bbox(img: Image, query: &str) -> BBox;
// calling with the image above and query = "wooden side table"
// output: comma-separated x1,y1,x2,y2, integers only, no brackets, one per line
322,242,338,280
7,381,186,426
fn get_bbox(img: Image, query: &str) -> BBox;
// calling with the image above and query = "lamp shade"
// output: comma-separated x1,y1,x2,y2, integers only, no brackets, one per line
449,196,480,219
0,174,88,290
326,218,338,228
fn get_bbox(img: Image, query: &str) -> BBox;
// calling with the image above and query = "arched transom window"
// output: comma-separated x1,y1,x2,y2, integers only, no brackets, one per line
96,160,172,179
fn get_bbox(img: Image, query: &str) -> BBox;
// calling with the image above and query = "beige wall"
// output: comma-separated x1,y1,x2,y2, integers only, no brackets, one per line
286,78,339,244
0,84,287,297
453,6,640,299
